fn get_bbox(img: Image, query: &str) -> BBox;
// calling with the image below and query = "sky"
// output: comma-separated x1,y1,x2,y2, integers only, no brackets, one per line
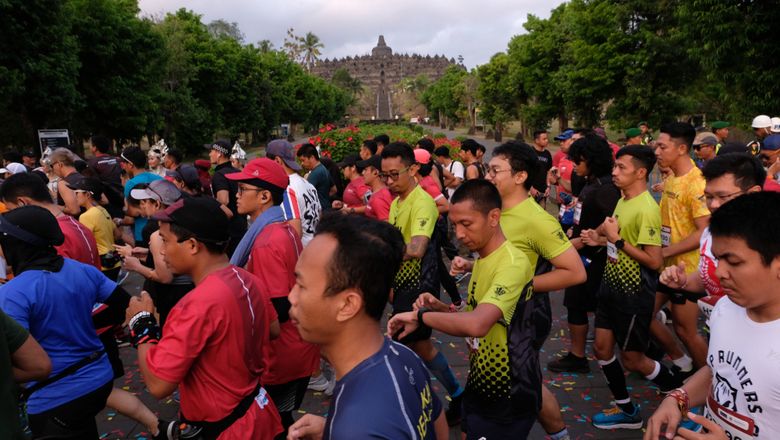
138,0,563,68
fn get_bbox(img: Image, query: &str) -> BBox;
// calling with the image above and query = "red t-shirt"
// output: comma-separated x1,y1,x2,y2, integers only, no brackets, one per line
146,265,282,439
419,176,444,200
56,215,101,269
365,187,394,221
552,150,566,168
245,222,319,385
342,176,370,208
556,157,575,202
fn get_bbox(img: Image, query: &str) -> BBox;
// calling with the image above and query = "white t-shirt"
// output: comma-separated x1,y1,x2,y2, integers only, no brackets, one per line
446,160,465,198
704,296,780,438
282,173,322,246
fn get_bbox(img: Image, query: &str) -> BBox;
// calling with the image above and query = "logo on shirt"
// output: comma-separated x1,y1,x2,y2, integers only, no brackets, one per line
555,230,566,242
418,218,429,229
713,372,738,411
648,228,656,237
404,365,416,386
494,285,508,297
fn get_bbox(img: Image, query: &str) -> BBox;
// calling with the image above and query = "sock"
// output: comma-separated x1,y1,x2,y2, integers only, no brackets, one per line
548,427,570,440
599,356,634,413
645,360,681,390
425,351,462,397
672,354,693,372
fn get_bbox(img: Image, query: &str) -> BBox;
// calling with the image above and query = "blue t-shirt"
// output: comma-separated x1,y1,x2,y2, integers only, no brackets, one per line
324,338,442,440
307,163,332,209
0,259,117,414
125,172,163,241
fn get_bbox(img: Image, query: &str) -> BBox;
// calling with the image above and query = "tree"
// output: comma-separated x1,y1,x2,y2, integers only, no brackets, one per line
257,39,274,53
300,32,324,71
331,68,363,99
207,19,244,43
421,66,467,129
478,54,515,141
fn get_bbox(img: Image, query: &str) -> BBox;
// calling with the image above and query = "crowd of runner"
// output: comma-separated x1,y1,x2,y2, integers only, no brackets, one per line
2,116,780,439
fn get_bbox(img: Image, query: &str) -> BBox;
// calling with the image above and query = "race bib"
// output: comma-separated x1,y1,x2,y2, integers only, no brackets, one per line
661,225,672,247
465,336,480,353
607,242,618,263
573,202,583,225
558,204,566,220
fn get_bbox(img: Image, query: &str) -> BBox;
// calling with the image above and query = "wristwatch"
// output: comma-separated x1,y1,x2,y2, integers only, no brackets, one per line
614,239,625,250
417,307,431,326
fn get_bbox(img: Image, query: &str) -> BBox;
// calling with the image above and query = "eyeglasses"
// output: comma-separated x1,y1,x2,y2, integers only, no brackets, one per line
704,190,744,204
237,185,262,195
378,166,409,182
487,166,512,177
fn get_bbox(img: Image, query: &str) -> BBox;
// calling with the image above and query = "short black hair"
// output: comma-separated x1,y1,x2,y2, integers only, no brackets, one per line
361,139,378,155
3,151,22,163
316,213,405,321
91,135,111,154
568,134,614,178
416,138,435,153
491,141,539,191
434,146,450,158
710,192,780,266
374,134,390,146
450,179,502,215
296,143,319,160
702,153,766,190
460,139,480,156
0,172,53,203
380,142,415,167
616,145,656,180
166,148,183,165
533,130,547,140
660,122,696,151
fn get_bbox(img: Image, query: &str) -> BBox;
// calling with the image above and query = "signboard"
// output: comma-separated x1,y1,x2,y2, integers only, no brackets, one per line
37,129,70,155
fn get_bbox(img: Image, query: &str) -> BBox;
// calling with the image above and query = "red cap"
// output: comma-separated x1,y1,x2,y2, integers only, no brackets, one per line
225,157,289,189
414,148,431,164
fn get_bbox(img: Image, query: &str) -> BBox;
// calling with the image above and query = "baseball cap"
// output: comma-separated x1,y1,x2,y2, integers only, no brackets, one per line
337,154,361,169
693,132,718,146
762,134,780,151
0,205,64,247
716,142,749,156
204,139,231,156
356,155,381,171
21,150,36,158
130,179,182,205
554,129,575,141
66,176,104,199
413,149,431,164
265,139,302,171
225,157,289,190
153,197,229,245
625,127,642,138
771,117,780,133
711,121,730,130
0,163,27,175
752,115,772,129
165,165,200,190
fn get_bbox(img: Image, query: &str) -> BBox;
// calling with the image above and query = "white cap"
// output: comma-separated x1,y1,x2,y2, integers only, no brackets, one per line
752,115,772,128
771,117,780,133
0,163,27,175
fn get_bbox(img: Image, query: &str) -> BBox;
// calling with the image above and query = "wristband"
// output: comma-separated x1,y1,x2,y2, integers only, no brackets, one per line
129,311,161,348
417,307,431,327
666,388,689,417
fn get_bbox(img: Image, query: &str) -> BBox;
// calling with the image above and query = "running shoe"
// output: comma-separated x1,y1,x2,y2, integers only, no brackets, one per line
308,373,334,396
592,405,643,430
547,352,590,373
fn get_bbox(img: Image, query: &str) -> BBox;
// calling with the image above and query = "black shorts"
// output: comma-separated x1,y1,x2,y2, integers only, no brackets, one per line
461,406,535,440
99,330,124,379
392,287,439,343
29,380,112,439
265,376,309,413
595,303,653,353
564,254,606,313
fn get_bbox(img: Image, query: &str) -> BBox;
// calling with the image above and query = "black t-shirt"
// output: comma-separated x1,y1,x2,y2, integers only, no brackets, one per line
572,175,621,259
0,309,28,440
532,149,553,193
211,162,247,239
87,155,124,208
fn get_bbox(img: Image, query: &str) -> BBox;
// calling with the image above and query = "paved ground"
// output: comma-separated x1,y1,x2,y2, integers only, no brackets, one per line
97,270,667,440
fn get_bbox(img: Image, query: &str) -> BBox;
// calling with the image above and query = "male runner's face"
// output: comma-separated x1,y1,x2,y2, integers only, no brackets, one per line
712,236,780,311
381,156,412,195
485,155,517,198
449,201,495,252
612,155,642,190
704,174,755,212
158,222,189,275
289,234,342,345
654,133,684,168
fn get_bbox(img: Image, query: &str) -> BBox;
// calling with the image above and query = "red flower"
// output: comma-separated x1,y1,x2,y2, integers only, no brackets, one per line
347,137,353,141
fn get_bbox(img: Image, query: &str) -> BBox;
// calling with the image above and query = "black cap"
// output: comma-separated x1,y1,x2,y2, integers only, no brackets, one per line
0,205,64,247
356,154,382,172
337,154,360,169
205,139,231,156
152,197,229,245
717,142,750,156
166,165,200,190
66,176,104,199
22,150,36,158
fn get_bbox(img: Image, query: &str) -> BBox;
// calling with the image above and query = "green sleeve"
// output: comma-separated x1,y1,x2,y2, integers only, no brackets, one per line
535,216,572,261
409,195,438,238
637,205,663,247
478,252,534,323
1,309,29,354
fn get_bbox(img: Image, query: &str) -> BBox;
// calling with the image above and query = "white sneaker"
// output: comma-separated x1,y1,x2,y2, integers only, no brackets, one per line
308,374,330,392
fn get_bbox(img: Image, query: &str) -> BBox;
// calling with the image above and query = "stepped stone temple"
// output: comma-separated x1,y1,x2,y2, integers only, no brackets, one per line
311,36,461,119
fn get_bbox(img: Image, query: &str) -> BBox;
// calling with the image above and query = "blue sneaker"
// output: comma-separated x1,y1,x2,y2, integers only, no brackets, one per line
592,405,643,430
678,406,703,433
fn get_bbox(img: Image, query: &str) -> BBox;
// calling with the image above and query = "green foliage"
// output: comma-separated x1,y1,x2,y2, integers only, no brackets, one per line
420,66,468,124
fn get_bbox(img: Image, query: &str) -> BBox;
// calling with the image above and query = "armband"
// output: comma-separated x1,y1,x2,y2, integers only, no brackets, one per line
666,388,689,417
129,311,161,348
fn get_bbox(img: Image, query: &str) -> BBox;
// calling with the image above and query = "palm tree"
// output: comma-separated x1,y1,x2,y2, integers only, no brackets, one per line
300,32,324,71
